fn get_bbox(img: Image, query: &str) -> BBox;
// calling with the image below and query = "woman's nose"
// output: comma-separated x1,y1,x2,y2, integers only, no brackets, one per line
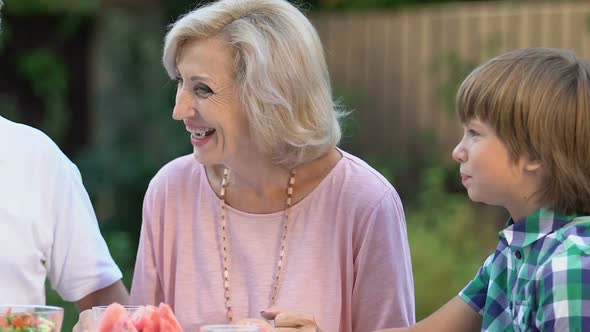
172,89,194,120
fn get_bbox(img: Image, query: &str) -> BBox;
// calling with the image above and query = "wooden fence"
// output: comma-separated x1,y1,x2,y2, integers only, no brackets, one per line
311,1,590,158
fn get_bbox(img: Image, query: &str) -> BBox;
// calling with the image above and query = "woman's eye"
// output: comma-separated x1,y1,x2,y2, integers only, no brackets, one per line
467,129,479,137
175,77,183,86
194,84,214,97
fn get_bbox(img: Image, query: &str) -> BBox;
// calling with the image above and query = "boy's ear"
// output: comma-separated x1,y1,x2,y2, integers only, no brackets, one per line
523,157,543,172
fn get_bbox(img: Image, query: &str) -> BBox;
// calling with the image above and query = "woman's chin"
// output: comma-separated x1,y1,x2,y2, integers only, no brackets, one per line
192,149,216,165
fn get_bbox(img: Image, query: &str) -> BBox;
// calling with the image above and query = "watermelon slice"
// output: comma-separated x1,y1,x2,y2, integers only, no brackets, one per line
97,303,183,332
113,315,138,332
157,304,183,332
98,303,129,332
131,305,160,332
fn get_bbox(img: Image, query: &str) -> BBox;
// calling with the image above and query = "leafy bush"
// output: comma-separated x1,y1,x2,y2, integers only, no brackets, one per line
405,166,499,319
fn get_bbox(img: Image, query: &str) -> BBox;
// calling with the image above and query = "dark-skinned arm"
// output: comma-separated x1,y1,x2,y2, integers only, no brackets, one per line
74,280,129,311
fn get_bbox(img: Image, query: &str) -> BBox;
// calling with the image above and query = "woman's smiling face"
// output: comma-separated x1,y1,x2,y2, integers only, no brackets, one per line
173,35,252,166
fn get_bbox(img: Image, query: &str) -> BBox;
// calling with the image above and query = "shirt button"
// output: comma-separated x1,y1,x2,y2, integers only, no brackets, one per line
515,250,522,259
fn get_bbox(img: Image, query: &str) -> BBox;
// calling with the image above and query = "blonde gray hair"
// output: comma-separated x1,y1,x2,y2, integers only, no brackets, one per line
456,48,590,215
163,0,343,167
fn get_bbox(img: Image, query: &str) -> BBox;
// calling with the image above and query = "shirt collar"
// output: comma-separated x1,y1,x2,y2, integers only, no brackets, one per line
498,207,578,249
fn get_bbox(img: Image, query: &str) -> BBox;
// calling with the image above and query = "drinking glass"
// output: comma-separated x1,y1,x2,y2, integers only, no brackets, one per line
200,325,261,332
92,304,141,321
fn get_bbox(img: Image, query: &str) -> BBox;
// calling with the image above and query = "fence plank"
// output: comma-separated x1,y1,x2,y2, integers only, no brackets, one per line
311,1,590,158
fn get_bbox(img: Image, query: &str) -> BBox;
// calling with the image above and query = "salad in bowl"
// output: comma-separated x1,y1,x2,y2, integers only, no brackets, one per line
0,305,63,332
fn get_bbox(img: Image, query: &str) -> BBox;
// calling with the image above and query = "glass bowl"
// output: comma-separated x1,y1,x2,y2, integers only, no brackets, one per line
0,305,64,332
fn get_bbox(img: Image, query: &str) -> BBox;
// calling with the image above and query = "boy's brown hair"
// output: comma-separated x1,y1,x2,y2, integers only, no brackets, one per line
456,48,590,215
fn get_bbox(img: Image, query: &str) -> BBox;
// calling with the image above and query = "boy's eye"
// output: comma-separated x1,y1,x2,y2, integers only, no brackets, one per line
175,77,183,86
467,129,479,137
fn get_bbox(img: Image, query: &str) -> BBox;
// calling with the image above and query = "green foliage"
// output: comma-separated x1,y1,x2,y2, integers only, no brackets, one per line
105,231,137,287
0,94,18,122
336,89,363,151
0,22,9,52
433,34,502,116
367,156,499,320
0,8,90,145
408,165,498,319
45,289,78,331
73,7,189,286
16,49,69,143
433,51,478,116
160,0,486,15
308,0,482,10
4,0,98,14
365,155,407,185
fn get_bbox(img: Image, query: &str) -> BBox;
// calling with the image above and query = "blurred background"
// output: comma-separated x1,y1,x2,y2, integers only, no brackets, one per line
1,0,590,329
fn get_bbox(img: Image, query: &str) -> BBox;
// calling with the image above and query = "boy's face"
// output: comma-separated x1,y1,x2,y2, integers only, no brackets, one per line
452,118,543,218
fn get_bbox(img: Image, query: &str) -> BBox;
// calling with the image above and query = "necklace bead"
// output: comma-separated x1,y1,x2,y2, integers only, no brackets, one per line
218,168,296,323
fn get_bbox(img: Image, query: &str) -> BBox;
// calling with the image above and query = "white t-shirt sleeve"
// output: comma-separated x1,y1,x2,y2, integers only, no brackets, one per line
46,159,123,302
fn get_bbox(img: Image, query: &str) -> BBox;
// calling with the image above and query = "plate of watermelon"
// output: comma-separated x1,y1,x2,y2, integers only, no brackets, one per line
0,305,63,332
95,303,183,332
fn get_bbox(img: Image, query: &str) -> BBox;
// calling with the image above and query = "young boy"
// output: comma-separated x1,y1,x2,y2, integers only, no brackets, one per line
378,48,590,331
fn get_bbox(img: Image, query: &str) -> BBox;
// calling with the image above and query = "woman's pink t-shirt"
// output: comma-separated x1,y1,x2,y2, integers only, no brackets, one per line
130,150,415,331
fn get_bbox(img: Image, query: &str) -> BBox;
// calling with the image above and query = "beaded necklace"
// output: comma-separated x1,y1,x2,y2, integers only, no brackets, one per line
218,167,296,322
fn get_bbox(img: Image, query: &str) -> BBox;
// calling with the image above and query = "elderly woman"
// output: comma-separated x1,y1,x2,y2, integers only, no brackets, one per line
130,0,415,331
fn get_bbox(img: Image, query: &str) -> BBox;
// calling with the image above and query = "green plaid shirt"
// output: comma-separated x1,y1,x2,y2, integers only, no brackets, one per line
460,208,590,331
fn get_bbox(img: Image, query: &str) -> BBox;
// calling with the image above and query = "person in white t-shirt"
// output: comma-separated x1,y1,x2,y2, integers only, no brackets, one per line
0,116,128,308
0,0,128,312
